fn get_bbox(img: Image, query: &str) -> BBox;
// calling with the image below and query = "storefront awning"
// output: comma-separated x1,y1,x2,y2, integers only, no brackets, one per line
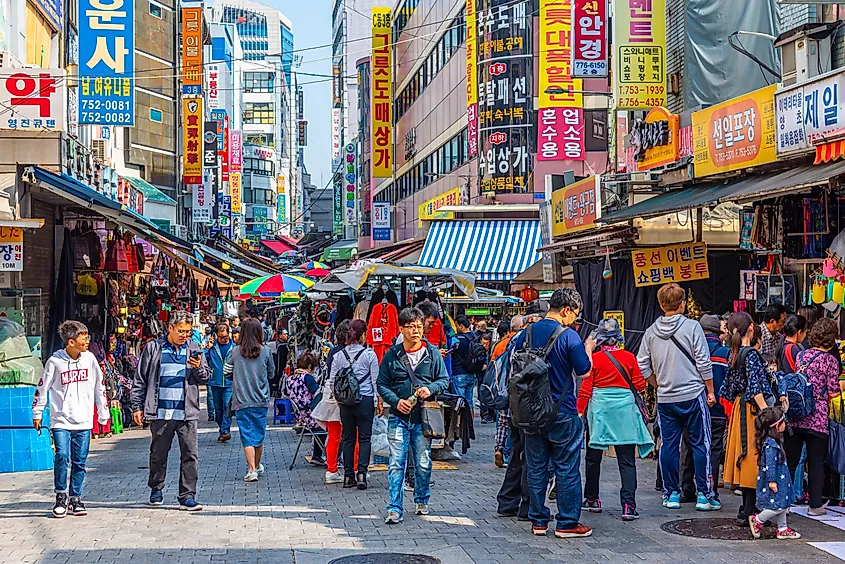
193,243,273,280
418,220,541,281
321,240,359,261
122,176,176,205
600,160,845,224
260,239,297,255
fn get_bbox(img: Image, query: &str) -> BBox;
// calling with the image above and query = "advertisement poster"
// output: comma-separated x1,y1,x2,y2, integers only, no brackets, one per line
551,176,600,237
194,170,213,224
371,7,393,178
692,84,777,178
572,0,608,77
181,7,202,95
632,242,709,287
634,106,680,171
182,98,202,184
466,0,478,157
0,70,65,130
79,0,134,125
333,172,344,236
207,64,220,108
372,202,391,241
613,0,666,109
538,107,585,161
332,108,341,157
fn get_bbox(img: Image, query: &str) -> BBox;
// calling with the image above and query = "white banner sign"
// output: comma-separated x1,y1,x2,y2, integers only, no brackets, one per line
193,171,213,223
207,64,220,109
332,108,341,159
776,70,845,154
0,69,66,131
372,201,391,241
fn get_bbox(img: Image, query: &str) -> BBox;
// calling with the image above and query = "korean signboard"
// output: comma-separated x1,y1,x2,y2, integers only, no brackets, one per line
551,176,600,237
0,227,23,271
332,108,341,158
633,106,679,171
371,7,393,178
203,120,219,211
373,202,391,240
211,109,226,150
230,129,243,172
613,0,666,109
344,143,358,227
418,187,461,227
277,176,287,225
776,70,845,155
221,116,230,183
333,172,344,236
252,206,269,234
219,195,232,238
538,201,557,283
207,64,220,108
333,63,342,107
181,7,202,96
572,0,608,77
0,70,66,131
692,84,777,178
632,242,710,287
466,0,478,157
33,0,63,32
298,120,308,147
478,0,533,193
230,172,242,214
538,107,585,161
194,170,213,224
79,0,134,125
182,98,202,184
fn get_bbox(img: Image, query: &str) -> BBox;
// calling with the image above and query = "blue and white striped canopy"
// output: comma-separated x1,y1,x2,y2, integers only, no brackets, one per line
418,220,542,281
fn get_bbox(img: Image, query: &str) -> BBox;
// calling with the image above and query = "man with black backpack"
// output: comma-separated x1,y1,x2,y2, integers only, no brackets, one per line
451,315,487,416
508,289,594,539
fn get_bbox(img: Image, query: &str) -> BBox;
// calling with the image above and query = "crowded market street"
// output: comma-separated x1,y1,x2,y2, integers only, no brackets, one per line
1,411,844,564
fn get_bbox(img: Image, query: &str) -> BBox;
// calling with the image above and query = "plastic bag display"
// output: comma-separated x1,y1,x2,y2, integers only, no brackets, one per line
0,318,44,386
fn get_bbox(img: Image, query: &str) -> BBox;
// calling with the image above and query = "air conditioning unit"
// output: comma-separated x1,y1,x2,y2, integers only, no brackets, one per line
171,224,188,239
777,24,835,87
0,51,23,69
91,139,108,163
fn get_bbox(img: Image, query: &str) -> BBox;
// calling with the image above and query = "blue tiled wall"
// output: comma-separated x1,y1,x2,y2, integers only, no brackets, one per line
0,387,53,473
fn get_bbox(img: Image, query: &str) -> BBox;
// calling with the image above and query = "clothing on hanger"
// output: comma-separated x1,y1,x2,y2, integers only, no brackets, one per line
367,301,399,362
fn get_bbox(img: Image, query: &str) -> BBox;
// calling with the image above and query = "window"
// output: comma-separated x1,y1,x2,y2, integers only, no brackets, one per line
244,102,274,124
245,132,274,147
243,157,275,176
393,127,470,204
149,2,163,18
243,71,274,93
149,108,163,123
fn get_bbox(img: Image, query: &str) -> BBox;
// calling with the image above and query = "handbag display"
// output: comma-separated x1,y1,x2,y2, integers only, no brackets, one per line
104,228,128,271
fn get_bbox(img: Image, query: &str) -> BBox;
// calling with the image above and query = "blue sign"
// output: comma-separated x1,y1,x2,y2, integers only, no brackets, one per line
101,126,111,139
182,85,202,96
79,0,134,125
33,0,63,32
211,109,227,151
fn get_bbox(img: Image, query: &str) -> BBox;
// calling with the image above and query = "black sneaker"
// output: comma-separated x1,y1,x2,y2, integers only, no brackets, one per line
68,497,88,516
356,472,368,490
52,493,68,518
343,475,357,489
621,504,639,521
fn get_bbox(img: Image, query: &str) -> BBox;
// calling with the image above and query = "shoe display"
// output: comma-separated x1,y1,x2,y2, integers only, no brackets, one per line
52,493,68,518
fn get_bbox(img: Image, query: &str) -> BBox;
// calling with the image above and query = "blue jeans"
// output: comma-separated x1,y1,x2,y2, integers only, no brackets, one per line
451,373,475,411
792,444,807,499
524,411,583,530
657,391,713,498
206,384,216,418
52,429,91,497
387,415,432,516
210,385,233,435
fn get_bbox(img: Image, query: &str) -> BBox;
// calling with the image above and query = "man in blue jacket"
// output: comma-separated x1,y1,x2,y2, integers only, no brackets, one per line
377,307,450,525
206,323,235,442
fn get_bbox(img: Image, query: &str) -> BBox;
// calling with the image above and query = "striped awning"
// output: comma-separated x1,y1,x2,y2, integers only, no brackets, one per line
418,220,541,281
815,140,845,165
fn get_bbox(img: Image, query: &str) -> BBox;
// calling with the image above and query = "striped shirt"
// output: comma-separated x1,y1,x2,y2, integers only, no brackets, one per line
157,341,188,420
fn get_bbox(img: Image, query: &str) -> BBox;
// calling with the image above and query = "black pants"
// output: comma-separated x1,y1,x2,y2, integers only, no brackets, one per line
496,421,529,518
681,417,727,500
340,398,375,476
739,487,757,519
785,428,829,510
148,419,198,502
584,422,637,509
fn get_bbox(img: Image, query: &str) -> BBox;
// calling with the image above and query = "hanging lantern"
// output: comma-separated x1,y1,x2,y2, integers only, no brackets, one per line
602,253,612,280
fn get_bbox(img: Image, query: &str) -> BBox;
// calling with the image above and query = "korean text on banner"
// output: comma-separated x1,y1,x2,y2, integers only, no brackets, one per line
0,70,66,131
692,84,776,178
182,98,203,184
371,7,392,178
221,116,230,183
79,0,134,125
418,187,461,227
0,227,23,271
230,173,242,214
344,143,358,227
230,130,243,172
572,0,608,77
332,108,341,157
776,71,845,155
551,176,600,237
207,64,220,108
194,170,212,224
466,0,478,157
538,108,585,161
635,107,680,171
632,242,709,287
373,202,391,241
181,8,203,96
333,173,344,235
32,0,63,32
613,0,666,110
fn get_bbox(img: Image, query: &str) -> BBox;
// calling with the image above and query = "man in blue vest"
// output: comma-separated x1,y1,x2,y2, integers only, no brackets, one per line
206,323,235,442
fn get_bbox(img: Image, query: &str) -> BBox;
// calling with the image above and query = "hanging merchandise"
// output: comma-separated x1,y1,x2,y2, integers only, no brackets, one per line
755,257,796,313
104,228,129,271
76,273,99,297
0,318,45,385
686,289,702,320
124,232,139,273
71,224,93,269
811,275,827,304
314,301,334,327
602,252,613,280
151,254,170,300
367,300,399,362
223,287,238,318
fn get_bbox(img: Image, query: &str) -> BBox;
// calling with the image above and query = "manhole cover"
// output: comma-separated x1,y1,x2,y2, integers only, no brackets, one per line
328,554,440,564
661,518,770,540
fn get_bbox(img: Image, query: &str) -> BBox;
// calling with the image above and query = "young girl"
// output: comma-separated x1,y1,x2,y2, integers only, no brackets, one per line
749,407,800,540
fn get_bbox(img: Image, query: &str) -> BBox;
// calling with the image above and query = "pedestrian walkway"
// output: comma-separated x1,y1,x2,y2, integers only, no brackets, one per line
0,418,843,564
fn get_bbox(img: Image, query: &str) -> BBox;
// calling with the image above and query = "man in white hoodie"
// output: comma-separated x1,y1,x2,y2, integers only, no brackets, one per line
33,321,109,518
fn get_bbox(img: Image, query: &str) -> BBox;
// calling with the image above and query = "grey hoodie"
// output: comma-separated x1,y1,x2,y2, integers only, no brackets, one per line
637,314,713,404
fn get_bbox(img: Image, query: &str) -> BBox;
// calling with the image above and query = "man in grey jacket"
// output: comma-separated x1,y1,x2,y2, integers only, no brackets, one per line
131,311,210,511
637,283,719,512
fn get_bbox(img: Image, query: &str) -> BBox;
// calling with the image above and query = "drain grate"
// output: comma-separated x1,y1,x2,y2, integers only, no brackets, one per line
661,518,765,540
328,554,440,564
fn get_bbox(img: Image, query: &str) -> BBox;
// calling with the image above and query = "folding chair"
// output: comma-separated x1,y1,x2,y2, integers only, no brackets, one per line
287,400,327,471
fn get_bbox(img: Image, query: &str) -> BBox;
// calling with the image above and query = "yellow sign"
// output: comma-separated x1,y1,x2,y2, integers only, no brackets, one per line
539,0,582,109
603,311,624,336
637,107,679,171
551,177,599,237
181,97,202,184
230,172,242,214
692,84,777,178
466,0,477,108
277,175,285,195
371,7,393,178
614,0,666,109
418,187,461,228
631,242,709,287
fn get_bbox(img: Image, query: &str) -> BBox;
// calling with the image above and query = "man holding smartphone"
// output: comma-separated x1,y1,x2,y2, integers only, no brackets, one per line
132,311,211,511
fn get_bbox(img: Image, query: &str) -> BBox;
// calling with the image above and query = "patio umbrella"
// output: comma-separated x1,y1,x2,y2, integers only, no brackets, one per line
280,250,299,258
239,273,314,297
298,260,329,271
304,268,331,278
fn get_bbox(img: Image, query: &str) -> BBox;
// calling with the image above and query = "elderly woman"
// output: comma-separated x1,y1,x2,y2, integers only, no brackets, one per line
577,318,653,521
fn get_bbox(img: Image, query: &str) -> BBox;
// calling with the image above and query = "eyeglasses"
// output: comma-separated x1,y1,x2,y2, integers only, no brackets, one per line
174,329,193,336
402,324,424,333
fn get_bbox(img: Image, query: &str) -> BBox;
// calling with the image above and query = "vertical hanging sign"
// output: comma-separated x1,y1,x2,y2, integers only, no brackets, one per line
230,173,242,214
614,0,666,109
466,0,478,157
181,7,203,96
344,142,358,228
229,130,243,172
182,98,202,184
572,0,608,77
371,7,393,178
79,0,134,125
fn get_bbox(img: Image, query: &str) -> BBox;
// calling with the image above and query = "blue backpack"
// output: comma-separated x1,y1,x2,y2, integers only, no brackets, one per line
778,370,815,420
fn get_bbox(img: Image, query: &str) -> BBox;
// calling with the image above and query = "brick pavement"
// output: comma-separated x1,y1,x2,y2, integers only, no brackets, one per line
0,414,842,564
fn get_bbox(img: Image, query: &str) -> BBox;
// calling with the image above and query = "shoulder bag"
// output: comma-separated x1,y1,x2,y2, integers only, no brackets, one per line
603,350,650,426
401,348,446,439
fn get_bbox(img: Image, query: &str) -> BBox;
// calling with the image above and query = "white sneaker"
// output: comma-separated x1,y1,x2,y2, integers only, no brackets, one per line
257,464,265,476
244,471,259,482
415,503,430,515
325,470,343,484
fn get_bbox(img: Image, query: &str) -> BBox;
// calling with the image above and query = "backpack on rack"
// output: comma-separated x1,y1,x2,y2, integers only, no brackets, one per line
508,324,566,433
332,349,367,406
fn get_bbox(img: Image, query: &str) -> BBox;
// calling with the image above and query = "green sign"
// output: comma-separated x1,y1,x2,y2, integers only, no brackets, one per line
321,246,356,261
332,172,343,236
465,308,491,316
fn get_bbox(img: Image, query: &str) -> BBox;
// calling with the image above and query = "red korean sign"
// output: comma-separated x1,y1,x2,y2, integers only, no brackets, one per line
229,130,243,172
0,70,65,131
221,116,230,183
572,0,608,77
537,107,585,161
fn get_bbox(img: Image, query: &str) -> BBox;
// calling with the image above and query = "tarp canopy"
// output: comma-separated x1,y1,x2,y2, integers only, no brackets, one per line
334,261,477,299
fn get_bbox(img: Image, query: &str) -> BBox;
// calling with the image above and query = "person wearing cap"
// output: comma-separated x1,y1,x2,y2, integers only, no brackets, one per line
577,318,653,521
679,314,729,503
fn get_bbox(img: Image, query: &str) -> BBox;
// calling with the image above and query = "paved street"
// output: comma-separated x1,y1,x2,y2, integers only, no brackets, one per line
1,413,844,564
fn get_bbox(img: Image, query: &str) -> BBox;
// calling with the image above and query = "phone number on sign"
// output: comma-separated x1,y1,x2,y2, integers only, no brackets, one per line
619,85,665,95
714,144,758,163
80,112,134,124
618,97,665,108
80,99,132,111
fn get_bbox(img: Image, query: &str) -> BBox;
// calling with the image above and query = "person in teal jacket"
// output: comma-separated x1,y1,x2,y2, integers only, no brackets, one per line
206,323,235,442
377,307,450,525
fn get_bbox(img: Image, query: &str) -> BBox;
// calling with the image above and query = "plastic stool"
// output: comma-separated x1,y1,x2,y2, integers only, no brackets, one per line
274,398,294,425
110,406,124,434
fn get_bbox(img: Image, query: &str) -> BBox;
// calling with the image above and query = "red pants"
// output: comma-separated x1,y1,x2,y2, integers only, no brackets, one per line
93,405,111,435
325,421,358,473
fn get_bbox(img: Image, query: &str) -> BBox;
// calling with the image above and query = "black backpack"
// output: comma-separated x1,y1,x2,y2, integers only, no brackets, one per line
508,324,565,433
479,341,514,411
332,349,367,406
458,335,488,374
